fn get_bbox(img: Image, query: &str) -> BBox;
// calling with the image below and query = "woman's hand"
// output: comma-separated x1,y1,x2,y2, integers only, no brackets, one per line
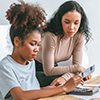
85,74,92,80
62,74,84,93
82,67,92,80
50,77,66,86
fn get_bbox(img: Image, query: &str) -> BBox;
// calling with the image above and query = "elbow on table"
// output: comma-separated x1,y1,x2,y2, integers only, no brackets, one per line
44,72,51,76
44,70,53,76
10,94,28,100
44,67,56,76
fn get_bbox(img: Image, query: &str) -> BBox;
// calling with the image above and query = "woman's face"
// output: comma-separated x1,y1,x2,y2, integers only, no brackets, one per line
61,10,81,37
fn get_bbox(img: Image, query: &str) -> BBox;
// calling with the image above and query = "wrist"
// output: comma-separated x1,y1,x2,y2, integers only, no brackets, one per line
61,85,68,93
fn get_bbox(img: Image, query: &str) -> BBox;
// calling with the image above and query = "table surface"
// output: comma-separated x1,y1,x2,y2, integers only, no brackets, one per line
38,75,100,100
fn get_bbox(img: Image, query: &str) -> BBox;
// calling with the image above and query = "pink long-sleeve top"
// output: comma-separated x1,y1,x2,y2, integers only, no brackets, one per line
35,32,84,81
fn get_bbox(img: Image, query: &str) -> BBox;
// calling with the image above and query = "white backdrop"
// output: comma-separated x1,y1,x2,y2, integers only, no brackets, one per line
0,0,100,77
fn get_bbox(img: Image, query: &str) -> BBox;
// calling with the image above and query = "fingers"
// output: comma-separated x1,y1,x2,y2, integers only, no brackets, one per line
62,74,84,93
74,74,83,79
50,78,61,86
73,74,84,86
85,74,92,80
77,78,84,85
50,77,66,86
50,78,58,86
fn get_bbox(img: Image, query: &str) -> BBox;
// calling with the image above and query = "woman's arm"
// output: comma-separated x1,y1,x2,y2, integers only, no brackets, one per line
72,33,84,66
10,74,84,100
72,34,92,80
42,32,84,76
41,33,75,76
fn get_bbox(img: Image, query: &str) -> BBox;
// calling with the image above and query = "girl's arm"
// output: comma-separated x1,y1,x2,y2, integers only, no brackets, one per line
10,74,84,100
10,86,63,100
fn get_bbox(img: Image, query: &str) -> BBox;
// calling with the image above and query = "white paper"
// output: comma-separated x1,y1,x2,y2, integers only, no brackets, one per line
77,84,100,88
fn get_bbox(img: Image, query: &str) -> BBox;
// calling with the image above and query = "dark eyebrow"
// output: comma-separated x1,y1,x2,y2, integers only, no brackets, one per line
31,40,41,43
31,40,37,42
31,40,37,43
64,18,70,21
64,18,80,22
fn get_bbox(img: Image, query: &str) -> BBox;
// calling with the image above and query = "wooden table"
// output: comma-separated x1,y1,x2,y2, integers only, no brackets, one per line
38,75,100,100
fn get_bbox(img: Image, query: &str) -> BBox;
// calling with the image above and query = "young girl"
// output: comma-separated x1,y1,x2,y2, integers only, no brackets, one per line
0,0,84,100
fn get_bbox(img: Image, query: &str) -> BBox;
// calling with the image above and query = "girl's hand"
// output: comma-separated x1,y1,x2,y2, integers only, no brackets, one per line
50,77,66,86
62,74,84,93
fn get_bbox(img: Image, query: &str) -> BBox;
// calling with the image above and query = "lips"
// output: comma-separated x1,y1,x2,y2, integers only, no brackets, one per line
32,54,37,58
68,32,74,35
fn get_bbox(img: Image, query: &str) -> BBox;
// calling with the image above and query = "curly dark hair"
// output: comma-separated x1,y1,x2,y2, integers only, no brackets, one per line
6,0,47,46
43,0,92,44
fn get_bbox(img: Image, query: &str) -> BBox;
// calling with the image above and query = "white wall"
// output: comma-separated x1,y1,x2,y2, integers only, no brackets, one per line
0,0,100,77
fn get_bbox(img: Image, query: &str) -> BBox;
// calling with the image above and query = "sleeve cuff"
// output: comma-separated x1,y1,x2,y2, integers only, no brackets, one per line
62,72,75,81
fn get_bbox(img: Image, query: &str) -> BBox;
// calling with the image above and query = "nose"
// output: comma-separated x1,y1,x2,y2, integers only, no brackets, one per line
69,23,74,30
34,46,39,52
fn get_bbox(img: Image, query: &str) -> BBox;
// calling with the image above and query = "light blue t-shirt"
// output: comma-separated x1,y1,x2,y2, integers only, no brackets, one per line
0,55,40,100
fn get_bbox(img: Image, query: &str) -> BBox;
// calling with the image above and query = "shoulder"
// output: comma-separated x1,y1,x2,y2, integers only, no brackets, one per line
43,31,56,38
42,31,58,43
0,55,13,70
74,32,84,38
70,32,84,46
30,60,35,68
73,32,84,42
0,56,9,66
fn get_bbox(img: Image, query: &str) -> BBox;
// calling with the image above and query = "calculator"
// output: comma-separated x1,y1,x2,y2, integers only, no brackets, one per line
67,86,99,95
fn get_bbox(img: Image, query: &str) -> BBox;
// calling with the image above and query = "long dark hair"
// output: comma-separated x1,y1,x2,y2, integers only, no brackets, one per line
43,0,92,44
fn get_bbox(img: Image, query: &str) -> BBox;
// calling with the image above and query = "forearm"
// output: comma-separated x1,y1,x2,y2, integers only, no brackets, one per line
44,64,82,76
39,87,64,98
23,89,63,100
41,85,56,90
10,87,64,100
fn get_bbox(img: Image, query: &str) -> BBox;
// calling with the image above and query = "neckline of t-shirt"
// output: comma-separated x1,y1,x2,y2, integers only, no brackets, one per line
7,55,31,67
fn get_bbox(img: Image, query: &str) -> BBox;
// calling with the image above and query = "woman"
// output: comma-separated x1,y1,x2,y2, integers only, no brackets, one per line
35,0,92,87
0,0,84,100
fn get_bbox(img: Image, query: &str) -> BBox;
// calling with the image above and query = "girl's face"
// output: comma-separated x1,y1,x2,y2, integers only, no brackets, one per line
61,10,81,37
14,30,41,64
